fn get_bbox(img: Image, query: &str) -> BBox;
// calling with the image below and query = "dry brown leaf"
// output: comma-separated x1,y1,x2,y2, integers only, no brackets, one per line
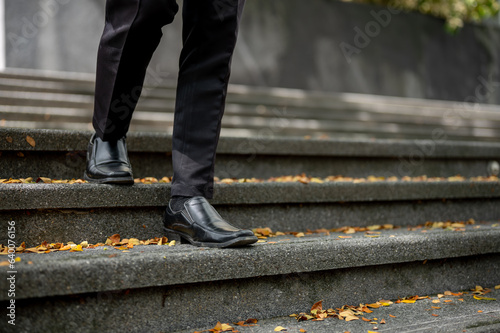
311,300,323,312
26,136,35,147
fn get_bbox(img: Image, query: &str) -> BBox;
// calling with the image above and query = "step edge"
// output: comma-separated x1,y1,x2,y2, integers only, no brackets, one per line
3,227,499,301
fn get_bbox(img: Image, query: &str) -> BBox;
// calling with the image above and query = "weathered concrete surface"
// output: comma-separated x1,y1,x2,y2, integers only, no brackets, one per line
2,128,500,156
1,181,499,210
2,225,499,301
2,128,500,179
2,197,499,246
1,253,499,332
175,288,500,333
1,181,499,245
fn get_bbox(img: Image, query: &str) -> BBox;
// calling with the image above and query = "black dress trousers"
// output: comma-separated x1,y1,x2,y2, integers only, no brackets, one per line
92,0,245,199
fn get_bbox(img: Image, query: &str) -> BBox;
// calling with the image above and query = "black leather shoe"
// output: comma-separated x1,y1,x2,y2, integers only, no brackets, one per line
163,196,258,248
84,133,134,184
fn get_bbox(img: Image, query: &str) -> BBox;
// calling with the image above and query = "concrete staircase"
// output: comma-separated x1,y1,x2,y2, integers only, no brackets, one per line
0,70,500,332
1,68,500,140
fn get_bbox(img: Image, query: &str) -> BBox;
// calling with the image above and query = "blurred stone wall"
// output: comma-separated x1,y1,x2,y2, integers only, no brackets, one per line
5,0,500,104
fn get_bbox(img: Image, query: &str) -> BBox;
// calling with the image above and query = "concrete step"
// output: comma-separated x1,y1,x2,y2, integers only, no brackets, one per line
0,180,499,246
1,226,499,332
2,68,500,141
174,287,500,333
1,128,500,181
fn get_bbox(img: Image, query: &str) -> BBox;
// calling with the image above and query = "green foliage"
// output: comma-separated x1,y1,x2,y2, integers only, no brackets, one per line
345,0,500,31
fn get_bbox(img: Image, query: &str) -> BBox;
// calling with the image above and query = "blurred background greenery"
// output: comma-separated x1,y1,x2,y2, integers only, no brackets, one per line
347,0,500,31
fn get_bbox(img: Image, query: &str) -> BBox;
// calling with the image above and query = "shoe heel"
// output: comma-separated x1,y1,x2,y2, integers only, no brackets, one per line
164,229,182,243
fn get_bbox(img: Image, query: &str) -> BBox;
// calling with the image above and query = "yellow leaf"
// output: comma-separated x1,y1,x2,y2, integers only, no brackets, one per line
220,323,233,331
26,135,36,147
295,232,305,238
38,177,52,183
128,238,140,245
70,245,83,252
401,300,416,304
274,326,287,331
168,240,176,246
368,331,380,333
495,285,500,290
299,329,306,333
15,257,21,262
366,303,380,308
474,295,496,301
432,300,441,303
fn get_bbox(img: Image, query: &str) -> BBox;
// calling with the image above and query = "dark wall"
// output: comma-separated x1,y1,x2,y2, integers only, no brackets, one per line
5,0,500,103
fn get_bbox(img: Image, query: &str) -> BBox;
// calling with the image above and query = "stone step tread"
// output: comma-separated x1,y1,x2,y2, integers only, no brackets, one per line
2,224,499,301
1,181,499,210
173,288,500,333
3,68,500,114
3,89,500,129
2,128,500,156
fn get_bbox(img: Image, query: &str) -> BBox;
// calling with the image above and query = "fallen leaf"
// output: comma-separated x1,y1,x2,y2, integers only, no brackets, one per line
361,317,371,322
109,234,121,244
311,300,323,312
474,295,496,301
299,330,306,333
26,136,35,147
366,303,381,308
220,323,233,331
70,245,83,252
401,300,416,304
274,326,287,331
495,285,500,290
389,314,396,318
295,232,305,238
431,314,439,317
432,300,441,303
478,310,483,313
6,136,13,143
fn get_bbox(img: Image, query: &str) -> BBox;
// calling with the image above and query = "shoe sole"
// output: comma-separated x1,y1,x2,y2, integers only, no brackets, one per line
84,173,134,185
164,228,258,248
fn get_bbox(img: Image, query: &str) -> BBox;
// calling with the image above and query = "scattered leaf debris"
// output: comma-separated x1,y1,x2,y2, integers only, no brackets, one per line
0,234,175,254
0,174,498,184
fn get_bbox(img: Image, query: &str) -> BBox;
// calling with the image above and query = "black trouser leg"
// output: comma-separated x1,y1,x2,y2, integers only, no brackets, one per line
171,0,246,199
93,0,178,141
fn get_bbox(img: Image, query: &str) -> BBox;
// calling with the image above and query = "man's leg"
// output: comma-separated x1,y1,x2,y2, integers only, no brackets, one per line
86,0,178,183
170,0,245,200
164,0,257,248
